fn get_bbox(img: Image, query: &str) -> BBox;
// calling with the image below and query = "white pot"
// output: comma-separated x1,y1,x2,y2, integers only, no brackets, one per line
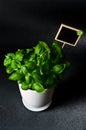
18,84,55,112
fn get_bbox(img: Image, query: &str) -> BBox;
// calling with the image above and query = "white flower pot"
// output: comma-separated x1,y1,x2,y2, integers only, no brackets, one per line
18,84,55,112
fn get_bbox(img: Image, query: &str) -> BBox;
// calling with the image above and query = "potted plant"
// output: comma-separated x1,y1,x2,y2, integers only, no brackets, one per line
3,41,70,112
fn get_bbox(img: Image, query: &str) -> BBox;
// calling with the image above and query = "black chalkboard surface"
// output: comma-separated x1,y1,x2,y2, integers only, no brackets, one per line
55,24,82,48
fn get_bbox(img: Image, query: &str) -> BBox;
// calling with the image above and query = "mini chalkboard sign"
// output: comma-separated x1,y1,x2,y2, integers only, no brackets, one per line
55,24,83,48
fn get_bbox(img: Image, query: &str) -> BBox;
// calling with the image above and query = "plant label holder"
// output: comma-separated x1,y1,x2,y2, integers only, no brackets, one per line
55,23,83,48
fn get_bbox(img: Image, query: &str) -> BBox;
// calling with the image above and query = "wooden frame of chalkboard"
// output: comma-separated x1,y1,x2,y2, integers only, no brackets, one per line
55,24,81,48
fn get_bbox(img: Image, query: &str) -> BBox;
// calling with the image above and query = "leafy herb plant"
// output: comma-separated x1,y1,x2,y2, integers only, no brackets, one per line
3,41,70,92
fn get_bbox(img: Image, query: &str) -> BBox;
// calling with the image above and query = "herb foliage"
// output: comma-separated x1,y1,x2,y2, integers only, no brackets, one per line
3,41,70,92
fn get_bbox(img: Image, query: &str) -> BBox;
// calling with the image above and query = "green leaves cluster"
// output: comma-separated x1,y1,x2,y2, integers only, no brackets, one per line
3,41,70,92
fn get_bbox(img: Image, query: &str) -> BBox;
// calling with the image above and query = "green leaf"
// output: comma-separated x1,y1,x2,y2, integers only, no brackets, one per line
26,48,33,54
11,60,18,70
29,53,36,62
35,41,50,59
45,73,56,87
32,83,45,92
25,61,36,70
25,73,32,84
6,66,14,74
17,77,25,84
42,62,50,73
77,30,84,36
3,53,15,67
21,82,31,90
20,66,28,74
6,53,15,59
9,71,22,81
35,42,43,55
52,41,63,58
32,72,42,83
53,64,66,74
15,49,24,61
4,57,11,66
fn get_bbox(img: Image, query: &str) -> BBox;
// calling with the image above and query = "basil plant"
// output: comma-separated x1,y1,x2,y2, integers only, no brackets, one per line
3,41,70,93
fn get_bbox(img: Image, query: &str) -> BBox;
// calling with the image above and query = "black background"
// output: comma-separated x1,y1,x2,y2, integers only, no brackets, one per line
0,0,86,130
